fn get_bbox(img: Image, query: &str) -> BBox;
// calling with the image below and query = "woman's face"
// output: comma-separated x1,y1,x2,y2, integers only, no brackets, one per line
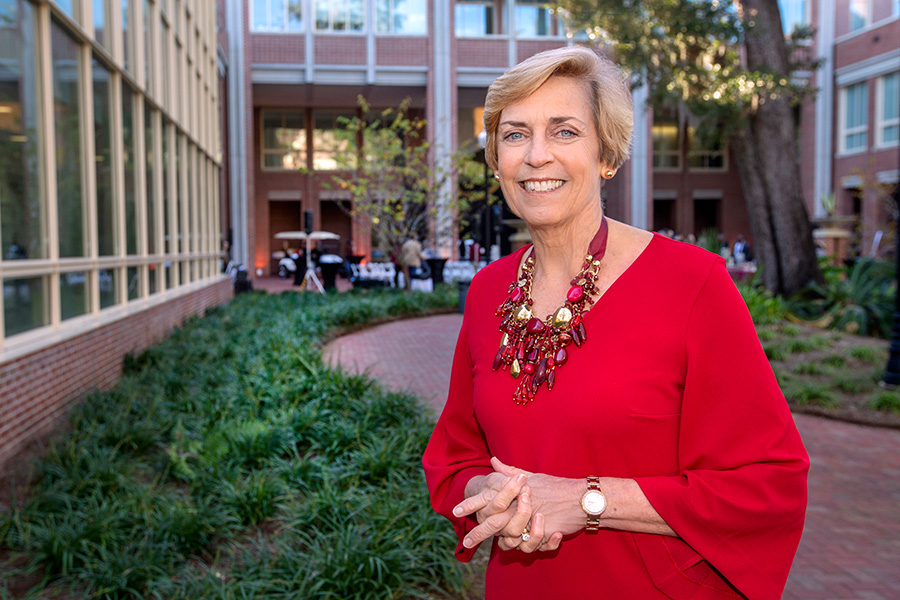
496,76,611,230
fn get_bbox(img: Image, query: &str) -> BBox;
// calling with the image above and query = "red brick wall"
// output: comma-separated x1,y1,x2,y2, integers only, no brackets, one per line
0,279,233,469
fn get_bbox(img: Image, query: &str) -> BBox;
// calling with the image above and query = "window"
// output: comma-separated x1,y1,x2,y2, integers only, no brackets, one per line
315,0,363,32
262,111,307,170
252,0,303,32
841,82,868,153
514,0,558,37
652,121,681,170
53,18,86,259
849,0,868,32
313,110,356,170
877,72,899,147
0,0,44,262
455,1,496,36
377,0,426,34
94,0,109,49
688,127,726,170
778,0,808,36
93,57,115,258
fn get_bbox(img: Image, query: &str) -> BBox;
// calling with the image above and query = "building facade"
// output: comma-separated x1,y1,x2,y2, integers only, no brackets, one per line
0,0,229,466
800,0,900,256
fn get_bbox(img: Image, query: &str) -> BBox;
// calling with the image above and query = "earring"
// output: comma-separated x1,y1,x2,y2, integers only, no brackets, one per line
494,173,500,181
605,170,614,179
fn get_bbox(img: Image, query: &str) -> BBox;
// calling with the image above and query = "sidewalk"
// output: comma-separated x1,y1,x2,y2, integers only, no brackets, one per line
323,314,900,600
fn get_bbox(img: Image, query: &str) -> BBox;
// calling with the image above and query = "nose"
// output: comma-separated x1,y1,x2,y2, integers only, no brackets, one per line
524,135,553,168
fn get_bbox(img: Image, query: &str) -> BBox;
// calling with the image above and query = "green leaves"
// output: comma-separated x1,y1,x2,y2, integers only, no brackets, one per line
0,288,464,598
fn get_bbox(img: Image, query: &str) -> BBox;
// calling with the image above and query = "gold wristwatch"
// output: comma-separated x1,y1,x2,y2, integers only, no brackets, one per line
580,476,607,534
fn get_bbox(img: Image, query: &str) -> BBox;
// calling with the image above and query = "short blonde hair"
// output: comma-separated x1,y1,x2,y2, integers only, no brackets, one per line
483,46,633,171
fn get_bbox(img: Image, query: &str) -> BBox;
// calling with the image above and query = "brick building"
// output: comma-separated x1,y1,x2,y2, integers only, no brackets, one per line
0,0,229,467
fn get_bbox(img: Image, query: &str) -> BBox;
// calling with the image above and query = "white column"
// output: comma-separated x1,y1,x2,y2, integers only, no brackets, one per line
226,0,248,266
630,83,649,230
814,0,836,217
433,0,454,258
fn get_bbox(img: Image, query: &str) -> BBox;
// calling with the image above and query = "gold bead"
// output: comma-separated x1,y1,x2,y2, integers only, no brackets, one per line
501,333,510,346
553,306,573,328
516,305,532,322
511,359,522,378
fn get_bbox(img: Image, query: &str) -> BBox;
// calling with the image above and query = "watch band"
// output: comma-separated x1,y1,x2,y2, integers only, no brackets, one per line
585,476,603,534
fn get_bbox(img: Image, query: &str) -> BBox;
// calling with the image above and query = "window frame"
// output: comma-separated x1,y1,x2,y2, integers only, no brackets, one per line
875,72,899,148
260,109,308,172
687,127,728,172
651,121,682,172
849,0,870,33
314,0,365,34
0,3,224,349
455,0,498,38
840,81,869,155
376,0,427,35
513,0,562,38
250,0,304,33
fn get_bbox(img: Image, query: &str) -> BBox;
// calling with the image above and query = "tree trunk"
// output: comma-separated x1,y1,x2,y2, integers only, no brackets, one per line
732,0,822,295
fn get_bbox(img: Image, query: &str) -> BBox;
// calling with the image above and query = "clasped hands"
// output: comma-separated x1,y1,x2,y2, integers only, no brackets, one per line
452,457,585,553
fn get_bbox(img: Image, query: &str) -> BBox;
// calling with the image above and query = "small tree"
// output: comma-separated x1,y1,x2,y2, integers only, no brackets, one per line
332,97,477,259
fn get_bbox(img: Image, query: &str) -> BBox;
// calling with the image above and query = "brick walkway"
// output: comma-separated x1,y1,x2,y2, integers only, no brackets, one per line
323,313,900,600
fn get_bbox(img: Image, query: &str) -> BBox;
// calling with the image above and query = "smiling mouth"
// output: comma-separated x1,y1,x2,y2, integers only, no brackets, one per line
521,179,565,193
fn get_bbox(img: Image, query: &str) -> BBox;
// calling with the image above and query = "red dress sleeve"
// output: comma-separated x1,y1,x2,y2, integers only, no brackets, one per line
422,311,494,562
634,260,809,599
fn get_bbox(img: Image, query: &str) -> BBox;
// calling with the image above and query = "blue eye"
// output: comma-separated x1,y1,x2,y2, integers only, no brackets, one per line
504,131,524,141
558,129,576,138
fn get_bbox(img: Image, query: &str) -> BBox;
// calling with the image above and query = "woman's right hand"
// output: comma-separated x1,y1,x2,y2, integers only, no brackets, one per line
453,472,560,552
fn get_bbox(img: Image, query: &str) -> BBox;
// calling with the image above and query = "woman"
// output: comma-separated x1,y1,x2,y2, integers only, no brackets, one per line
422,47,808,599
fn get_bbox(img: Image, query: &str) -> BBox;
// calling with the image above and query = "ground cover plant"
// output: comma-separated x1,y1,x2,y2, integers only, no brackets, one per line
0,286,469,599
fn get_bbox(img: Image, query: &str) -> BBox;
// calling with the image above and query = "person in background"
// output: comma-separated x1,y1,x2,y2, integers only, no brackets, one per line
423,46,808,599
400,236,426,290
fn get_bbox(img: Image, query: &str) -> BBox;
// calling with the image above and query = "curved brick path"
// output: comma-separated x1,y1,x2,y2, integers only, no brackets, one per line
323,314,900,599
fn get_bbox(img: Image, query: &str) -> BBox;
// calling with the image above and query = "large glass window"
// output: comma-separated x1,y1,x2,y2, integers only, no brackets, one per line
455,1,495,36
849,0,868,32
514,0,558,37
688,127,726,170
0,0,44,261
53,0,78,20
778,0,808,36
315,0,363,32
377,0,426,34
122,0,130,73
262,111,306,170
3,276,48,336
93,57,115,257
652,121,681,170
877,72,899,147
145,100,156,254
841,82,867,153
53,18,86,259
60,271,89,320
252,0,303,32
94,0,108,49
123,83,137,255
313,110,356,171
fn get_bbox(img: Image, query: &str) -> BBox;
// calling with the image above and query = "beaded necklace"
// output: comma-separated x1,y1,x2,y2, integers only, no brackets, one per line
493,217,609,405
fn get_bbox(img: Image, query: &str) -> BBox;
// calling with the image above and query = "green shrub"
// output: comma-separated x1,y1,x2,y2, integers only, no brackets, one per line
788,258,897,337
869,389,900,413
737,277,786,325
848,345,884,364
784,382,840,408
1,288,465,599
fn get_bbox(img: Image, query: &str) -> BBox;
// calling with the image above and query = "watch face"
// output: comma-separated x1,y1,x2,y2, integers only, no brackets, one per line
583,490,606,515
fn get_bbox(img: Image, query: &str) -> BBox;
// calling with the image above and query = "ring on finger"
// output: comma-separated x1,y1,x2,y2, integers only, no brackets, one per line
521,527,531,543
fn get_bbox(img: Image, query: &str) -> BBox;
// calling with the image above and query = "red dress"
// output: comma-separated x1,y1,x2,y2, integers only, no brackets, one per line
423,235,809,599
